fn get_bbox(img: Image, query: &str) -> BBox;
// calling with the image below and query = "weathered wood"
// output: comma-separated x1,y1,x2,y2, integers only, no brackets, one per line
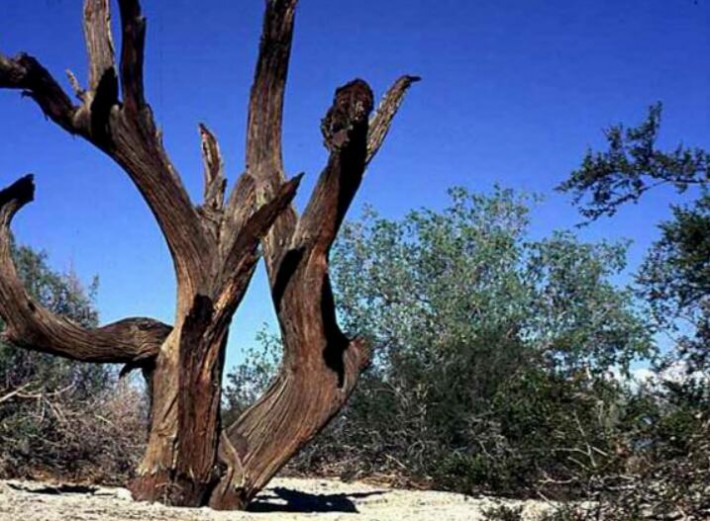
367,75,421,165
83,0,115,93
129,174,301,506
221,173,257,258
0,176,171,363
0,0,415,510
214,78,376,509
213,2,414,507
117,0,147,113
243,0,300,284
198,123,227,237
0,54,79,133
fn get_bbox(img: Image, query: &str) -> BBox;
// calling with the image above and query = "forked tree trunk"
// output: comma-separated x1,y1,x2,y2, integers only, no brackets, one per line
0,0,417,510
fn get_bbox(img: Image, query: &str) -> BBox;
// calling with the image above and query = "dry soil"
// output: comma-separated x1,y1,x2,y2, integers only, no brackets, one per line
0,477,559,521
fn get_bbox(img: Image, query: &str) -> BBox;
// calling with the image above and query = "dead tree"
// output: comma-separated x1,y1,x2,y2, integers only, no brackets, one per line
0,0,416,510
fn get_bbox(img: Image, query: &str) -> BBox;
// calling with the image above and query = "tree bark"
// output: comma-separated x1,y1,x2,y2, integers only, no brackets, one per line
208,1,418,509
129,308,227,506
0,0,416,510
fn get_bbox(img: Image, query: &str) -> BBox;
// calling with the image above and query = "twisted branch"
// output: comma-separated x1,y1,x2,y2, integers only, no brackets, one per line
0,176,171,363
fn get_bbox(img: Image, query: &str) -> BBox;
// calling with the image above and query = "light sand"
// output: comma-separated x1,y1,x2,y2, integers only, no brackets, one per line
0,478,558,521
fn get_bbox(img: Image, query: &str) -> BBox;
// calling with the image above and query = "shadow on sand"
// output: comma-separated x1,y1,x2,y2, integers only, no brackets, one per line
248,486,388,513
7,483,97,495
7,481,389,514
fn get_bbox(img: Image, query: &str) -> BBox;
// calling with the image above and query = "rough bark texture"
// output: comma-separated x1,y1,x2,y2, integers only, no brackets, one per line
0,176,171,364
0,0,416,510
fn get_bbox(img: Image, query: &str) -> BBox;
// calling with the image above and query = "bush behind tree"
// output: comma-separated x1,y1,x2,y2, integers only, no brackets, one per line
555,103,710,520
0,245,145,484
226,187,653,498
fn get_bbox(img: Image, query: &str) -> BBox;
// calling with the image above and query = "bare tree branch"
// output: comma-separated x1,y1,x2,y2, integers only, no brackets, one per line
0,382,34,405
215,174,302,329
81,0,119,142
200,124,227,213
221,173,256,258
0,176,171,363
117,0,147,113
367,75,420,166
296,79,373,253
221,174,302,286
220,79,377,508
245,0,298,188
198,123,227,236
0,1,214,286
108,0,210,286
213,0,415,506
65,69,86,101
0,54,79,134
1,0,414,508
83,0,116,92
242,0,299,283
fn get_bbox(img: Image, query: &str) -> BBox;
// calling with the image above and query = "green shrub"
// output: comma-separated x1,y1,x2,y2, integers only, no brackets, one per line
0,245,145,484
225,188,653,498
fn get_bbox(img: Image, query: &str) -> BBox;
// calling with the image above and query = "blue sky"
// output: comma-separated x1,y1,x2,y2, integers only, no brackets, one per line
1,0,708,372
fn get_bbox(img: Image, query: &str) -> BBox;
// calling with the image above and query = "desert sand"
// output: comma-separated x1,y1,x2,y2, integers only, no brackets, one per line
0,477,559,521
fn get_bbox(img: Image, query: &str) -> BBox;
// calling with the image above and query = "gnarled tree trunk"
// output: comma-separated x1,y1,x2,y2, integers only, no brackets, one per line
0,0,416,510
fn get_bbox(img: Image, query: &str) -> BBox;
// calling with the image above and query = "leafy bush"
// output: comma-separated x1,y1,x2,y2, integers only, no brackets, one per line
0,245,145,484
226,184,707,518
226,188,653,497
555,103,710,519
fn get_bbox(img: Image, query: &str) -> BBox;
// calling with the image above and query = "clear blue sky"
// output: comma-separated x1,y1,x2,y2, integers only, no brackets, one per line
1,0,708,372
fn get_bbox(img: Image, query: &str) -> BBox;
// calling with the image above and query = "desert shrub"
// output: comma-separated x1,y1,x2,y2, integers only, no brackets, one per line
227,186,706,516
556,104,710,519
0,245,146,484
583,384,708,520
225,188,653,497
482,504,525,521
0,381,147,484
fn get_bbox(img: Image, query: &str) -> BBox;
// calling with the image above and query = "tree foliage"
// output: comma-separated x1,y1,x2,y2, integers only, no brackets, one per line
639,193,710,377
0,244,104,397
559,103,709,374
557,104,710,520
227,188,652,496
333,187,650,379
558,103,708,221
0,245,142,482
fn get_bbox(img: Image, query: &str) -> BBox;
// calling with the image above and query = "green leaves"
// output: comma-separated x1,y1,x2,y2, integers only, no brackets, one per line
640,193,710,313
227,187,654,496
526,232,651,377
560,102,709,381
12,245,99,329
332,188,649,378
320,188,650,494
639,192,710,377
558,103,709,221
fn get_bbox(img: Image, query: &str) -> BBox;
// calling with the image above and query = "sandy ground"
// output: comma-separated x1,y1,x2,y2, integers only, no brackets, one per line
0,478,560,521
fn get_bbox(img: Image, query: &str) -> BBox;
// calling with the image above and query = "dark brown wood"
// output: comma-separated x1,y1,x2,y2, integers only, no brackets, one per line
211,0,416,509
117,0,147,113
0,176,171,363
0,0,415,510
213,78,377,510
242,0,300,284
198,124,227,238
0,54,79,134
